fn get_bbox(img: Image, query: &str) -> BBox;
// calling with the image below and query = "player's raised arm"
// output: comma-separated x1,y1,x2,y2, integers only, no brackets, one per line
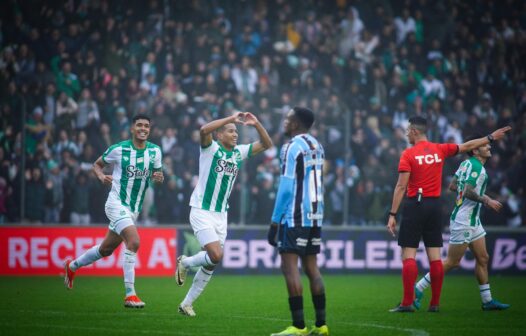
243,112,273,156
199,112,245,148
92,156,112,185
458,126,511,154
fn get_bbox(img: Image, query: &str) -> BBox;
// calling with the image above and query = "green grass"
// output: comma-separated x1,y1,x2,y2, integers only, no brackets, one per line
0,274,524,335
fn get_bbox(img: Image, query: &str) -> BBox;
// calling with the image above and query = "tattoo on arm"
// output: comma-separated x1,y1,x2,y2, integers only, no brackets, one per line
464,184,485,204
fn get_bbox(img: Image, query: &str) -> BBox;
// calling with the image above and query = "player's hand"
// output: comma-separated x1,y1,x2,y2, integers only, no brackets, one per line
490,126,512,141
485,198,503,212
231,111,246,124
152,171,164,183
387,216,397,238
267,223,278,247
243,112,259,126
99,174,113,185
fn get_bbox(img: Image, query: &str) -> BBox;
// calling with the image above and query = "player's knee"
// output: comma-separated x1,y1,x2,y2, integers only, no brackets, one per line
208,249,223,264
126,239,140,252
445,258,460,269
476,253,489,267
98,246,114,257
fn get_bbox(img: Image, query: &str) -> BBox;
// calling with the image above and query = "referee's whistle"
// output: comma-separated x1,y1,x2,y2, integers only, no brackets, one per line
417,188,423,202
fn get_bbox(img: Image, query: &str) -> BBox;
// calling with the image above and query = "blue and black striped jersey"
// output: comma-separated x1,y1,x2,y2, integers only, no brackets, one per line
271,133,325,227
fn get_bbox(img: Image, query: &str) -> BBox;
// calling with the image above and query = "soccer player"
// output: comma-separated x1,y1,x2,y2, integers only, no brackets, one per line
175,111,272,316
64,114,164,308
268,107,328,336
386,116,510,312
414,136,510,311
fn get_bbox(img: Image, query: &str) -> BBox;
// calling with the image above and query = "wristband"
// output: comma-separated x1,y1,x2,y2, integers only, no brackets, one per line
487,134,494,143
389,212,397,217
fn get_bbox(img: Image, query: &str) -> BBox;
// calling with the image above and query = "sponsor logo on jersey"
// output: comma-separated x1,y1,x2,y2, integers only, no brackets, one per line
126,165,151,178
215,159,239,176
414,154,442,165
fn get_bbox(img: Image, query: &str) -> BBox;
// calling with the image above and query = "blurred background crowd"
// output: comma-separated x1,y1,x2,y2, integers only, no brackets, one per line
0,0,525,227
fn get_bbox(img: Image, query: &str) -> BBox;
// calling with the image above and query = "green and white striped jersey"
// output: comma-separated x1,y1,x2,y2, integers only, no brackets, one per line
190,140,252,213
450,157,488,226
102,140,162,213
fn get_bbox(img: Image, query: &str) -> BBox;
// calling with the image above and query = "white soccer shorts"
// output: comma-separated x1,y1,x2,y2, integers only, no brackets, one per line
189,207,227,247
449,220,486,245
105,201,138,235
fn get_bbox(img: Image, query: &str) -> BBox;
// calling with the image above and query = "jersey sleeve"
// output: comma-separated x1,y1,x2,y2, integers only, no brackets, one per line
201,140,219,155
281,142,301,178
439,143,459,158
398,150,411,172
236,143,253,160
465,160,482,186
154,146,162,169
102,144,120,164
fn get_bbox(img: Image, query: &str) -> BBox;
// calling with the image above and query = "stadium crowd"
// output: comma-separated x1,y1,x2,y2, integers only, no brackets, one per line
0,0,525,226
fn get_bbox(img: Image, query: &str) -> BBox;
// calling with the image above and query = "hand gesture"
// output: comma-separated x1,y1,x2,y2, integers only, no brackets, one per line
152,171,164,183
231,111,246,124
485,198,503,212
490,126,512,141
243,112,259,126
99,174,113,186
387,216,397,238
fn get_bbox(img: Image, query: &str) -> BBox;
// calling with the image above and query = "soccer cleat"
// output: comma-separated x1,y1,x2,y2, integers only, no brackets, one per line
64,259,76,290
124,295,145,308
413,286,424,310
270,326,309,336
175,255,188,286
178,304,196,317
389,304,415,313
427,305,439,312
309,324,329,335
482,299,510,311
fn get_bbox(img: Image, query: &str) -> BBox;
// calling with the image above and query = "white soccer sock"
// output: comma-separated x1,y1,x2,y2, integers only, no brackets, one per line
415,273,432,292
70,245,102,271
181,267,214,307
479,284,492,303
123,249,137,297
182,251,216,268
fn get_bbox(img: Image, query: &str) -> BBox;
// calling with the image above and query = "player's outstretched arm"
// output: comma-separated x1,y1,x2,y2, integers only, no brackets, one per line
244,112,273,156
386,172,409,237
199,112,245,148
458,126,511,154
92,156,112,185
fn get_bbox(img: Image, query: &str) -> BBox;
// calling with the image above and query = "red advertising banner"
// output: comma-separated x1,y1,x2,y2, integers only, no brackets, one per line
0,227,177,276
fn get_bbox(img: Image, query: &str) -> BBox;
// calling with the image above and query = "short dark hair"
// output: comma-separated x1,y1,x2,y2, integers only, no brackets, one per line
465,133,483,157
292,106,315,130
132,114,151,124
408,116,427,133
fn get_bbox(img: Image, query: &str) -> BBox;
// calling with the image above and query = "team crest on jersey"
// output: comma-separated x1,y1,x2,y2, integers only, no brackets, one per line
123,156,129,162
232,151,241,162
216,151,224,158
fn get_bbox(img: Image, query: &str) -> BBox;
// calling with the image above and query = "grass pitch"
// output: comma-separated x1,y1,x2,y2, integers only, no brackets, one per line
0,274,524,335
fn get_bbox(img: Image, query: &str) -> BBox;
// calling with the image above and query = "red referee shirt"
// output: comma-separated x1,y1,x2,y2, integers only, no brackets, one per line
398,140,459,197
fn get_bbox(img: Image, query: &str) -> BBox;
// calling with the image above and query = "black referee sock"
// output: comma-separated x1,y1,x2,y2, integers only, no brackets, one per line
288,296,305,329
312,293,326,327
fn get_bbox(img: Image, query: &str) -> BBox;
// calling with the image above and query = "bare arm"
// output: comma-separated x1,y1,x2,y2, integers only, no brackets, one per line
199,112,245,147
458,126,511,154
244,112,273,156
464,184,502,212
386,172,410,237
92,156,112,185
448,176,458,192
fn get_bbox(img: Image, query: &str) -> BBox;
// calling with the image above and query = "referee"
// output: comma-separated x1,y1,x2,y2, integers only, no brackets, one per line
387,116,510,312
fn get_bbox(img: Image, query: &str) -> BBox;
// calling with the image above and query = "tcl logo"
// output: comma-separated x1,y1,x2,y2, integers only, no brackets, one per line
415,154,442,165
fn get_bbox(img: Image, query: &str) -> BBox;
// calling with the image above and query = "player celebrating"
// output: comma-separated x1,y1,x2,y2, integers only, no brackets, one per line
414,136,510,311
268,107,329,336
175,111,272,316
64,114,164,308
387,116,510,312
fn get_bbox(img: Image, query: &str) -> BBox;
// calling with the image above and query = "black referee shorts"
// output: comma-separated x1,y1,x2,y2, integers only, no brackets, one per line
398,197,443,248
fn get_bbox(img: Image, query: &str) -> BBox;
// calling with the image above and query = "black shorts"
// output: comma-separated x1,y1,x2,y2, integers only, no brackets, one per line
398,197,443,248
277,225,321,255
